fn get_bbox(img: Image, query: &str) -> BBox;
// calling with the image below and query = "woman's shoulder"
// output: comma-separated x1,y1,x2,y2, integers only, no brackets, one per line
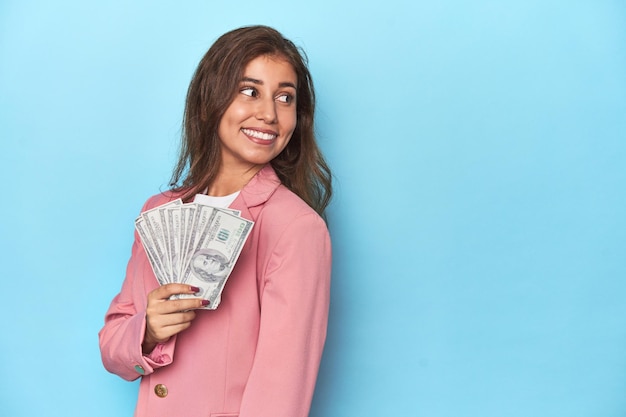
266,184,313,212
259,184,327,231
141,189,186,212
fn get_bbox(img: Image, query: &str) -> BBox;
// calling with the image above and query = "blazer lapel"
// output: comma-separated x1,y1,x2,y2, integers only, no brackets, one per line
230,164,281,222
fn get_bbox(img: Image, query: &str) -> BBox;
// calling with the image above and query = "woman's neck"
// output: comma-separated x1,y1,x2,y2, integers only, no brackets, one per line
207,164,264,196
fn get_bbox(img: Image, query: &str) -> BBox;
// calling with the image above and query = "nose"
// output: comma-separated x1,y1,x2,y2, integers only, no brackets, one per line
255,97,277,124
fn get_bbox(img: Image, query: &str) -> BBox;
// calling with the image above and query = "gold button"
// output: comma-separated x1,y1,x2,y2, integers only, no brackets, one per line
154,384,168,398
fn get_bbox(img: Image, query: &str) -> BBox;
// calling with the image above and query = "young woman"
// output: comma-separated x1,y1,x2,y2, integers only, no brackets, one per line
99,25,332,417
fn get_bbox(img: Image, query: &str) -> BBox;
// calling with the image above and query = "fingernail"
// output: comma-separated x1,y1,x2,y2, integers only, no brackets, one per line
190,286,200,293
201,299,210,306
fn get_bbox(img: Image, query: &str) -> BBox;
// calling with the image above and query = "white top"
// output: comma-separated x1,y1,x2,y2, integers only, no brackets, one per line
193,191,240,208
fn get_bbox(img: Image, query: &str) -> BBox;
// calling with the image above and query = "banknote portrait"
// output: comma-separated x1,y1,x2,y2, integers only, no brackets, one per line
191,248,229,282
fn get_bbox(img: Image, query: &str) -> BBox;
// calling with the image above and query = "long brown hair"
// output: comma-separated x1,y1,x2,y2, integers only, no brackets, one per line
169,25,332,216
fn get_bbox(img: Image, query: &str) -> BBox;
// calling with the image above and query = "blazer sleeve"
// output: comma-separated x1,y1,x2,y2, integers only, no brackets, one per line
238,212,332,417
98,197,176,381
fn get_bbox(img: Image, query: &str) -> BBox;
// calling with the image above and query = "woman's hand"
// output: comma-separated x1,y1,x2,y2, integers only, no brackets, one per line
142,284,208,354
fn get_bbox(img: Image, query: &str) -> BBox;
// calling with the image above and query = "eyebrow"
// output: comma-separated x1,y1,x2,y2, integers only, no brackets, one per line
241,77,296,90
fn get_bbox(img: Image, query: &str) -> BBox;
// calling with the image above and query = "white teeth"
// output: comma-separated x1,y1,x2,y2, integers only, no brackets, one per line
242,128,276,141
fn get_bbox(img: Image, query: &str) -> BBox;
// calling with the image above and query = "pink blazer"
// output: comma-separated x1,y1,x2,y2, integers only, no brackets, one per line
99,166,331,417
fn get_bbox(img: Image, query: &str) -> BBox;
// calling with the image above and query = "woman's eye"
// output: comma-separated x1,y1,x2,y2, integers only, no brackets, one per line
276,93,294,104
240,87,257,97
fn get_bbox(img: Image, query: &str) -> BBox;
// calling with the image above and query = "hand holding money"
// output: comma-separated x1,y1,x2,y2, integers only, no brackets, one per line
142,283,207,353
135,199,254,309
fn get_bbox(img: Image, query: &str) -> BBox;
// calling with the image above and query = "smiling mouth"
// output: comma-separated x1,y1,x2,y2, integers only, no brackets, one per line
241,128,277,141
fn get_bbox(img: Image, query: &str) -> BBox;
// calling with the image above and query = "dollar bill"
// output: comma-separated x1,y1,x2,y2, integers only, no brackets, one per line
178,208,254,309
135,199,182,285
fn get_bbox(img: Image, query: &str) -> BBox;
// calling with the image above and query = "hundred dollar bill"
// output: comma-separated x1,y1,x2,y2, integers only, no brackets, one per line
178,209,254,309
135,217,167,285
177,203,197,281
173,203,242,280
164,205,183,283
135,199,182,284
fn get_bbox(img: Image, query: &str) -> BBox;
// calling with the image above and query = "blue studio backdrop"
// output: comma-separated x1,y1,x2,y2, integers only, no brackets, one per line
1,1,625,416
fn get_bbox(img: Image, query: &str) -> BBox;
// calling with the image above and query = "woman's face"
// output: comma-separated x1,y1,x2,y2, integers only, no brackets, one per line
217,54,297,173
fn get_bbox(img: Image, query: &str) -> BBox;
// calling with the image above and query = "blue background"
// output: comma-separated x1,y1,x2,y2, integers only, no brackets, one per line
1,1,625,416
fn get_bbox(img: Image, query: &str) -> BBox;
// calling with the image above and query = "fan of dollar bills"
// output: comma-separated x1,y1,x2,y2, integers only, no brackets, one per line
135,199,254,309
